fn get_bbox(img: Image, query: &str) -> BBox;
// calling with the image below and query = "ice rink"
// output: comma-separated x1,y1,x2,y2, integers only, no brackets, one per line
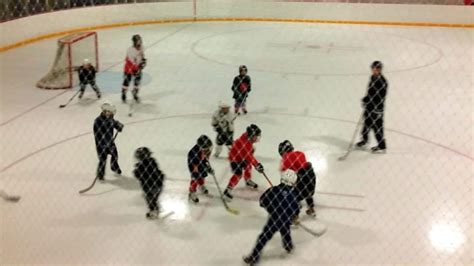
1,20,473,265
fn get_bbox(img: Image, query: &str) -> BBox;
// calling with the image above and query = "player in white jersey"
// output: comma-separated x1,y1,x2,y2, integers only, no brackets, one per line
212,102,236,157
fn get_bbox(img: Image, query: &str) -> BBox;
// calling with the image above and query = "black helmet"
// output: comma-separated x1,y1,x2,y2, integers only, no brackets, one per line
197,135,213,149
246,124,261,139
132,34,142,45
278,140,294,156
371,61,383,70
239,65,247,73
135,146,152,161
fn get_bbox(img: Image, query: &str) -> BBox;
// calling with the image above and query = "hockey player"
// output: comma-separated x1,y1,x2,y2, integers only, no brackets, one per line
133,147,165,219
75,58,101,99
211,101,235,158
231,65,251,115
279,140,317,221
356,61,388,153
93,102,124,181
122,34,146,103
243,169,300,265
188,135,215,203
223,124,264,201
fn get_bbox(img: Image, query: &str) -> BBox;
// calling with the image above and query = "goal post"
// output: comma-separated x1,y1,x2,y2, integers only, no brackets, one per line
36,31,98,90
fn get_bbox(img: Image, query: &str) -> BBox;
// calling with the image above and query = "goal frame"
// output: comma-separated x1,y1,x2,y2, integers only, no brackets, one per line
37,31,99,90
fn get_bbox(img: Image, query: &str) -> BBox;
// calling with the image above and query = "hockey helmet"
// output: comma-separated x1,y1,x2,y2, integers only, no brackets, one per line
135,147,152,161
281,169,297,186
278,140,294,156
246,124,261,139
219,101,230,109
101,101,116,115
239,65,248,73
132,34,142,46
197,135,213,150
371,61,383,70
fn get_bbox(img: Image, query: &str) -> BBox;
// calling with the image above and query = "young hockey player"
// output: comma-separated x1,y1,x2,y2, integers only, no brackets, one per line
223,124,264,201
133,147,165,219
243,169,300,265
356,61,388,153
76,58,101,99
122,34,146,103
211,101,235,158
279,140,317,221
231,65,251,115
188,135,215,203
93,102,124,181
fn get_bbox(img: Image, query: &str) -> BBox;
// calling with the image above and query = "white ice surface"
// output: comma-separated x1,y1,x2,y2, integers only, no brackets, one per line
1,22,473,265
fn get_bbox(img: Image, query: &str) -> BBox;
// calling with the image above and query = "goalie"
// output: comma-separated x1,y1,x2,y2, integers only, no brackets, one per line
122,34,146,103
75,58,101,99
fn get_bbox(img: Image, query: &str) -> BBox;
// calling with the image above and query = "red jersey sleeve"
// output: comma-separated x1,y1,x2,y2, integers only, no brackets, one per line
280,151,308,172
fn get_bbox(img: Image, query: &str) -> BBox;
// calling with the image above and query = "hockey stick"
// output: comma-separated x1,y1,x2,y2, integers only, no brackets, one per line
0,190,21,202
209,171,239,215
59,89,81,108
79,132,119,194
338,112,364,161
296,221,327,237
261,172,274,187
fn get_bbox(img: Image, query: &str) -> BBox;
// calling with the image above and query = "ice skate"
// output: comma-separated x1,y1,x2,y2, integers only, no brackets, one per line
246,179,258,189
146,210,160,220
306,207,316,217
371,146,386,154
188,192,199,203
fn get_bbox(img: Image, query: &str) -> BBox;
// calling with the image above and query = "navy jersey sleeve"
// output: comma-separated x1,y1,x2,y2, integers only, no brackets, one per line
93,116,103,147
259,187,276,213
231,76,239,92
187,146,200,178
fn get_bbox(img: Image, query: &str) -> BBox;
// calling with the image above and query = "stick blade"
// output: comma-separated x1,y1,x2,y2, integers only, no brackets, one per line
5,195,21,202
59,105,66,108
338,155,348,161
227,207,240,215
78,187,92,194
298,222,327,237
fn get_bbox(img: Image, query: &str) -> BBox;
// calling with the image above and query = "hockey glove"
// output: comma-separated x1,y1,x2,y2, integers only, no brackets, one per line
115,121,124,132
207,166,215,176
255,163,264,173
215,127,223,134
139,58,147,70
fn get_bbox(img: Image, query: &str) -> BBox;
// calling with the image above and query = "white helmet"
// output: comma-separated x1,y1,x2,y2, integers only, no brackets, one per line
101,101,116,114
219,101,230,109
83,58,91,65
281,169,297,186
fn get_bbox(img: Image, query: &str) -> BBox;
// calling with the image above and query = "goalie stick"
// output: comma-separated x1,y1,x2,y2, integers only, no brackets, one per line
338,112,364,161
0,190,21,202
59,89,81,108
209,171,239,215
79,132,119,194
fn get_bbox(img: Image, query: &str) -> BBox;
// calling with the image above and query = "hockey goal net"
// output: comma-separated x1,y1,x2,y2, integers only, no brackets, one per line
36,31,98,89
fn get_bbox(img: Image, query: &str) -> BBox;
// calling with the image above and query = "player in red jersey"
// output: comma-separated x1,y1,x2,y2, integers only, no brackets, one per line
279,140,317,220
223,124,265,201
